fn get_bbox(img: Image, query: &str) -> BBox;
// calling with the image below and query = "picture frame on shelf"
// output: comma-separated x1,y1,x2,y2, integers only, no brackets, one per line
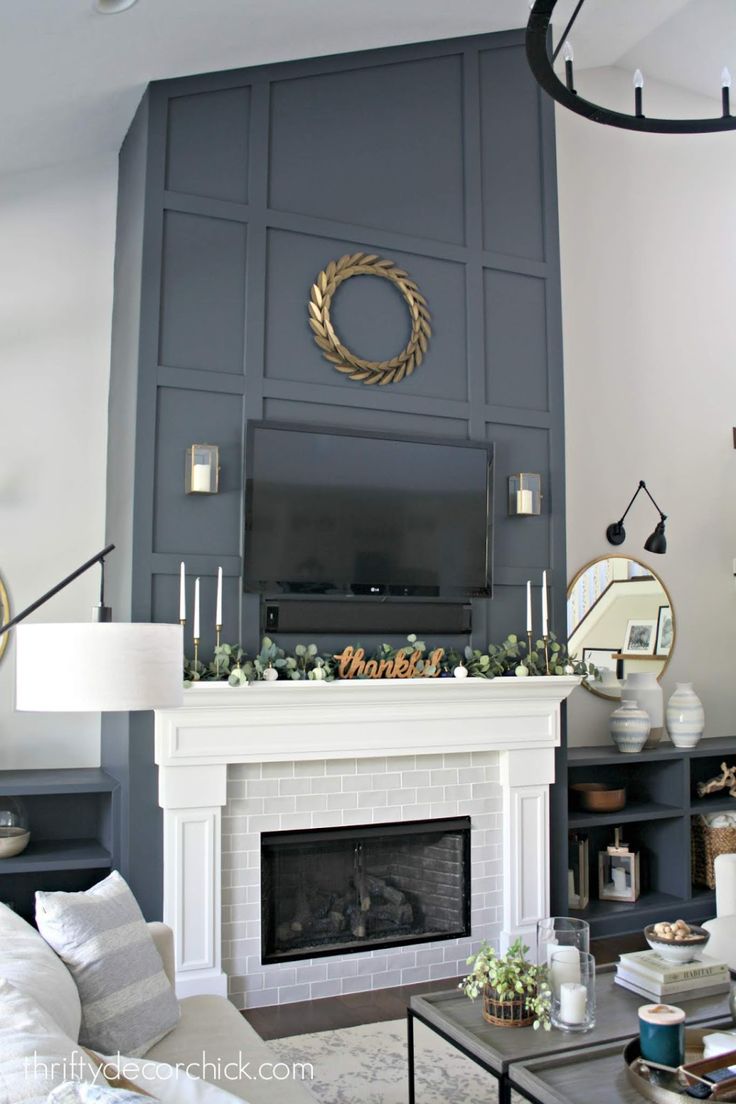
582,647,620,688
622,619,657,656
655,605,673,656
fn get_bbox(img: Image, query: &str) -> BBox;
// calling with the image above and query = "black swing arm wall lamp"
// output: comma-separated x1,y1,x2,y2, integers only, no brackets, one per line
606,481,668,555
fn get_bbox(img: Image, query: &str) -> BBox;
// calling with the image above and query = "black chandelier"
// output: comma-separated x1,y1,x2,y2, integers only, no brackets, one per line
526,0,736,134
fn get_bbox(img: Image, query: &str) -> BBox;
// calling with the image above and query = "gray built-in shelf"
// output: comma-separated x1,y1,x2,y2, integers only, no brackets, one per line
0,768,119,920
562,736,736,937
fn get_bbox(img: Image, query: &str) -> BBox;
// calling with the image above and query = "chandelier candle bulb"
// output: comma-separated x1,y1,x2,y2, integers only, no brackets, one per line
634,69,644,117
723,68,731,116
179,562,186,623
563,40,575,93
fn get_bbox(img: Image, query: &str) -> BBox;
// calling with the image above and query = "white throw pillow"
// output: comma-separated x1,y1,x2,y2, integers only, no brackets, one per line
0,978,97,1104
98,1057,243,1104
35,872,180,1058
0,902,82,1040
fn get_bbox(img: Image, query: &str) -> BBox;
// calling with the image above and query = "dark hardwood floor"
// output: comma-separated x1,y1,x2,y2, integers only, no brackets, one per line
243,932,646,1039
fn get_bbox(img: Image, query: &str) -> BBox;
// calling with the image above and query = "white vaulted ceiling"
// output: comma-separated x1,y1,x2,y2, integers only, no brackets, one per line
0,0,731,177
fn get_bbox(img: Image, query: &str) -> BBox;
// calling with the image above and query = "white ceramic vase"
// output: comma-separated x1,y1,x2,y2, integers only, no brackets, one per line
622,673,664,749
609,699,651,754
666,683,704,748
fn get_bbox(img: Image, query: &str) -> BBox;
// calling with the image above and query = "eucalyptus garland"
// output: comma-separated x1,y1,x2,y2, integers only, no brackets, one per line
183,633,592,687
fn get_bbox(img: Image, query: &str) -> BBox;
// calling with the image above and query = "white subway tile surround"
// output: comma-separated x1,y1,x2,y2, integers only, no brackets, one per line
222,752,502,1009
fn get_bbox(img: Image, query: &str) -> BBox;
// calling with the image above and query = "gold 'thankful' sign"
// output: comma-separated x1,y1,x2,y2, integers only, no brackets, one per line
334,645,444,680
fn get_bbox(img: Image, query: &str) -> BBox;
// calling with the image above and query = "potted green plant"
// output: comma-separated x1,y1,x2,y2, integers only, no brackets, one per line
460,938,551,1030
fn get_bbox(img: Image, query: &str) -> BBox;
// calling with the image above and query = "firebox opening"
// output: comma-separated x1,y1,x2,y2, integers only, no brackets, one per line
260,816,471,964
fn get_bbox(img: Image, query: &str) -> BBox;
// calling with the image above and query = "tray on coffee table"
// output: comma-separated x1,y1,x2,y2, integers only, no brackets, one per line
509,1020,736,1104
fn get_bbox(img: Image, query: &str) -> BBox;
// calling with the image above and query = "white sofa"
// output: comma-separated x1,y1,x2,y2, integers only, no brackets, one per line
0,903,314,1103
146,924,315,1103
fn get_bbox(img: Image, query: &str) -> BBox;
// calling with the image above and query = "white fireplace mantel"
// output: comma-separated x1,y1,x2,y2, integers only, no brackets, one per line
155,677,579,998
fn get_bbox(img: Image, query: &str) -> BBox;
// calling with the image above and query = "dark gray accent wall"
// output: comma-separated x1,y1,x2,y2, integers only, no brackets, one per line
104,30,566,919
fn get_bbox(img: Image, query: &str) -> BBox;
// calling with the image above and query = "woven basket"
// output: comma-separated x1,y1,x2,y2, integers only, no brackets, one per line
482,986,534,1028
691,816,736,890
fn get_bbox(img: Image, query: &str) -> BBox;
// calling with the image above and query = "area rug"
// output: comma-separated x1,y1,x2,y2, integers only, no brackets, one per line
269,1018,522,1104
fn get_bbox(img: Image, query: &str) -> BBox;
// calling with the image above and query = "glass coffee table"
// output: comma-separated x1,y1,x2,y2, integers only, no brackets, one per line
407,967,733,1104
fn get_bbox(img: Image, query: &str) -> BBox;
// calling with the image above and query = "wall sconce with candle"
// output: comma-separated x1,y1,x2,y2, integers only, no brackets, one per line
185,444,220,495
508,473,542,517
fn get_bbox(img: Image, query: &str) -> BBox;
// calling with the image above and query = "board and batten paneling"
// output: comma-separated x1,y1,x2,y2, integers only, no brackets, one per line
104,30,565,918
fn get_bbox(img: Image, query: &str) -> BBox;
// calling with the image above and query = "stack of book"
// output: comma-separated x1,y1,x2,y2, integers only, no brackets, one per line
615,950,731,1002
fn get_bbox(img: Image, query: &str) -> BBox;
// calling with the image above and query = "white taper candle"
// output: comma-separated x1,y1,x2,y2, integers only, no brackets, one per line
542,570,549,637
526,580,532,633
193,577,200,640
216,566,223,628
179,562,186,621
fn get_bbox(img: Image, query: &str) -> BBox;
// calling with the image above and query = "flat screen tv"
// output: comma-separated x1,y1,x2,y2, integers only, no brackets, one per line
244,422,494,598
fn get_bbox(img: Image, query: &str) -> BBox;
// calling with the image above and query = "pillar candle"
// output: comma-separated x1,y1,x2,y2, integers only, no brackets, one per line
518,489,534,513
191,464,211,493
216,566,223,628
612,866,627,893
179,562,186,621
193,578,200,640
715,853,736,916
550,947,581,995
560,982,587,1025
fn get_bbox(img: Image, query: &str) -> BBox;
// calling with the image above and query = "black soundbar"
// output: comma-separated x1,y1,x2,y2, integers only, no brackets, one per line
263,599,472,636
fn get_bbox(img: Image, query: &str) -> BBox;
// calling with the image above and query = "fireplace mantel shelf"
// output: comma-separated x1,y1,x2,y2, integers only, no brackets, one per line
155,676,580,998
155,676,580,767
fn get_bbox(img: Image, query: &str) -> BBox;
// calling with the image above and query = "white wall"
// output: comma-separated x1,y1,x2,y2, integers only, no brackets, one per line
0,154,117,768
557,68,736,744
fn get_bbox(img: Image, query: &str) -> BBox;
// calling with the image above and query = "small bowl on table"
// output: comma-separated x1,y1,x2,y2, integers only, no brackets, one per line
571,782,627,813
644,923,710,964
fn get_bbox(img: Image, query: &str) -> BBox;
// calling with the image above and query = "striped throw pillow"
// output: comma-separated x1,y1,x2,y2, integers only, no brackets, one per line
36,872,180,1057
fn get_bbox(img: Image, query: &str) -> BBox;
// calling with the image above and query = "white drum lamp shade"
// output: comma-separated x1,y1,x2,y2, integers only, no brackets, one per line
16,623,183,712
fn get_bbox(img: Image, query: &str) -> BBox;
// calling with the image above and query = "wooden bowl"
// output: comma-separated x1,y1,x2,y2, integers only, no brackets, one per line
571,782,627,813
0,827,30,859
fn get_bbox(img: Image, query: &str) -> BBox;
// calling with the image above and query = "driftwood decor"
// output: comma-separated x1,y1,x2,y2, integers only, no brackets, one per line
697,761,736,799
308,252,432,386
334,645,444,680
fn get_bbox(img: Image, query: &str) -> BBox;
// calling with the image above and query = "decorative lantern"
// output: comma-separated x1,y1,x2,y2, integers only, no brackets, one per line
598,827,640,903
185,444,220,495
507,473,542,516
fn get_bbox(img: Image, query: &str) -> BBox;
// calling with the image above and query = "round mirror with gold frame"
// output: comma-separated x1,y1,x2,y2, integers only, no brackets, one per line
0,574,9,663
567,555,675,700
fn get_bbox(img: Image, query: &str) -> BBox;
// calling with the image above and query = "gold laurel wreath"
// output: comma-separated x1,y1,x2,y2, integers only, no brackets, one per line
308,253,432,386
